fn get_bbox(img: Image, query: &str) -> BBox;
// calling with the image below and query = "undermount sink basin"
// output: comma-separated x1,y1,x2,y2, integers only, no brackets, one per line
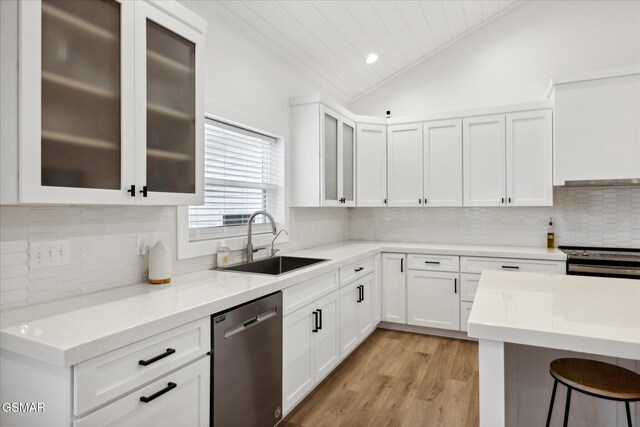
218,256,329,276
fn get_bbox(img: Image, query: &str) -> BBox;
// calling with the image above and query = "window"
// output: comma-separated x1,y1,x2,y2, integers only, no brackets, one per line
177,116,285,259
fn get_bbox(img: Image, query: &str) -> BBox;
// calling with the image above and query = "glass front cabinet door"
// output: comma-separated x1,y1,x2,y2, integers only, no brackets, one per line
17,0,205,205
320,106,356,207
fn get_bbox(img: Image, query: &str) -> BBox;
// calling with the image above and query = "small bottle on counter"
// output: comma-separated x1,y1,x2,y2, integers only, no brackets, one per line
547,217,556,248
217,240,231,268
148,241,171,284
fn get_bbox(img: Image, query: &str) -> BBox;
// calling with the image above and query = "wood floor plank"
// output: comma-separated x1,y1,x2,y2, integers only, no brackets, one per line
283,329,479,427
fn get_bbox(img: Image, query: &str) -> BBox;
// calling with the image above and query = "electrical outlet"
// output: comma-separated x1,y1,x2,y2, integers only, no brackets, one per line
29,240,69,269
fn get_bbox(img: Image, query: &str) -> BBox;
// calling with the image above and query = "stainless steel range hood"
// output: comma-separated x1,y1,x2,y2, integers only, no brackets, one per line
559,178,640,188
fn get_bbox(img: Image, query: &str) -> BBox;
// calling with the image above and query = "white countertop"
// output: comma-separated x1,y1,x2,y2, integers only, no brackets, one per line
0,240,565,367
468,270,640,360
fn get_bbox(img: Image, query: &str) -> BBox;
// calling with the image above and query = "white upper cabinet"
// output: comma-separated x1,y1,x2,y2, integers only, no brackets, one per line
463,114,506,207
463,111,553,207
553,70,640,185
290,103,355,207
356,124,387,207
5,0,205,205
387,124,423,207
506,110,553,206
134,1,204,205
423,119,463,207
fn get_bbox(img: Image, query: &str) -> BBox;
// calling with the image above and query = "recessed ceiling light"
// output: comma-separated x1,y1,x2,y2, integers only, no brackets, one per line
366,53,378,64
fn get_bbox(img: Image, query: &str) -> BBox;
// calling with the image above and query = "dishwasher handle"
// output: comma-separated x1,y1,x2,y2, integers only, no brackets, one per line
224,308,278,339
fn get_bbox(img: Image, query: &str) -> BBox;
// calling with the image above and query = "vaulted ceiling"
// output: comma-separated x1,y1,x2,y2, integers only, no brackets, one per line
204,1,521,102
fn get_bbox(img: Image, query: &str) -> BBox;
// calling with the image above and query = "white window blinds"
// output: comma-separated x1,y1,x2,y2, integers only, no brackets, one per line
188,118,283,242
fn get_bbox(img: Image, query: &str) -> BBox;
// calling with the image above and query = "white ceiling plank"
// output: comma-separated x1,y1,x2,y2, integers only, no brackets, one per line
481,0,501,20
241,1,368,95
311,1,396,78
341,1,409,72
499,0,518,12
419,1,452,47
462,0,485,30
218,1,358,99
441,0,468,38
278,1,380,87
397,1,438,58
369,1,423,65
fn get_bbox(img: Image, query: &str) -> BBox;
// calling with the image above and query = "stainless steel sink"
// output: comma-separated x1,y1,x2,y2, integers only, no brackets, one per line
218,256,329,276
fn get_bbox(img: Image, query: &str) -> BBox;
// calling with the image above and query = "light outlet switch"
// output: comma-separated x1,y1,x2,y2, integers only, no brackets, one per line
29,240,70,269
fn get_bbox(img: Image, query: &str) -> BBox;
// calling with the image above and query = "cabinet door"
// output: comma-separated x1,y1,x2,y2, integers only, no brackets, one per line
407,270,460,331
463,115,506,207
283,306,315,414
19,0,135,204
423,119,462,206
387,124,423,207
320,106,341,207
357,274,375,340
134,1,204,205
339,281,359,359
381,253,406,324
74,356,209,427
506,110,552,207
356,124,387,207
313,291,340,382
341,118,356,207
373,253,382,324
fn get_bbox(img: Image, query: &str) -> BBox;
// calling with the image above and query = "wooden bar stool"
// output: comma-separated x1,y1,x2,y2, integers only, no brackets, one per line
545,358,640,427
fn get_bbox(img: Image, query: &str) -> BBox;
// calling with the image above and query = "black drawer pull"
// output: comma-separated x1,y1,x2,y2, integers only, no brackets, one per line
312,310,319,333
501,265,520,270
317,308,323,330
424,261,441,264
354,267,364,272
140,382,177,403
139,348,176,366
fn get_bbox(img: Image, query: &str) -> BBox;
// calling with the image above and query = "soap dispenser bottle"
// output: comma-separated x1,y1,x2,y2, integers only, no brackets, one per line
547,217,556,248
217,240,231,268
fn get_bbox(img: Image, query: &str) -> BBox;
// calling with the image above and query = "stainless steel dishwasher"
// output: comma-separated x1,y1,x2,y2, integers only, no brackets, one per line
211,291,282,427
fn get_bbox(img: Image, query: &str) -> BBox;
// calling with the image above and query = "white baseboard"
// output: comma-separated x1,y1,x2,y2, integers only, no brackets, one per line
377,321,475,341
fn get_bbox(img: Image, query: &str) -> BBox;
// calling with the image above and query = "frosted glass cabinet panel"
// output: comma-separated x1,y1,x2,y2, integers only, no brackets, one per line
41,0,122,190
323,112,339,203
341,121,355,205
134,1,204,205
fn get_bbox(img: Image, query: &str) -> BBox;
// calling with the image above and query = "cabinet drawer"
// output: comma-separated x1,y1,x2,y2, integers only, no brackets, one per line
460,273,480,303
408,254,459,272
460,302,473,333
460,256,565,274
339,256,373,286
74,356,209,427
283,271,339,316
74,318,210,416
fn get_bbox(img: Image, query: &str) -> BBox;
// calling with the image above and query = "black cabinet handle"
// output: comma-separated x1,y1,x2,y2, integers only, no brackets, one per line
140,382,177,403
508,197,512,203
454,278,457,294
418,198,422,204
140,186,148,197
360,285,365,302
317,309,322,330
355,267,364,272
139,348,175,366
312,311,319,333
127,185,136,197
384,198,387,204
501,265,520,270
424,198,427,204
501,197,505,204
424,261,441,265
400,258,403,273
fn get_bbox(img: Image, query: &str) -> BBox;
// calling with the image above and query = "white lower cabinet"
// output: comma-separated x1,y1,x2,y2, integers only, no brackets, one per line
373,253,382,324
74,356,209,427
339,273,374,359
283,290,340,415
407,270,460,331
381,253,407,323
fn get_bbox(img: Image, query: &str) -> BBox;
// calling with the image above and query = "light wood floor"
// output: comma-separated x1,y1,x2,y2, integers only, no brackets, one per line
282,329,479,427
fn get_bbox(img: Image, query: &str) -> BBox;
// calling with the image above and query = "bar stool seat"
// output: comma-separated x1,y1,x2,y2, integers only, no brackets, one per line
546,358,640,427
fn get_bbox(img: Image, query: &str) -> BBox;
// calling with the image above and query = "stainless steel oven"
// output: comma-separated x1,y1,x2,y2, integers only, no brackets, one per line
559,246,640,279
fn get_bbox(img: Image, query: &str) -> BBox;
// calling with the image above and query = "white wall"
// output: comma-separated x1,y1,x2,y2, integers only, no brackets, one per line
349,0,640,116
0,2,350,310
